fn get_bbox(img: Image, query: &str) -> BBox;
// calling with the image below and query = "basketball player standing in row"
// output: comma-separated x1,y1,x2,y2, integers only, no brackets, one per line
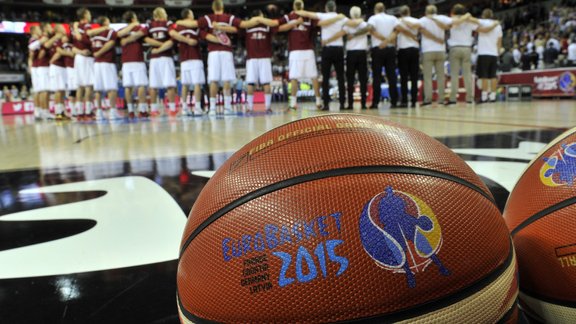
146,7,177,116
278,0,322,111
343,7,369,110
46,24,69,120
297,1,349,110
28,25,49,119
90,16,120,120
367,3,399,109
170,9,204,116
118,11,149,118
396,6,420,108
72,8,94,119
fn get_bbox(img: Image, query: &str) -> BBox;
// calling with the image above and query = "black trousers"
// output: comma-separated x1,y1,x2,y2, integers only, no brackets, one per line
371,47,398,106
321,46,345,107
346,50,368,108
397,47,420,105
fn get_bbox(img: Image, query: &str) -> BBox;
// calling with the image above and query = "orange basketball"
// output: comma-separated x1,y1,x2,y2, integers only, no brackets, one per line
177,114,518,323
504,127,576,322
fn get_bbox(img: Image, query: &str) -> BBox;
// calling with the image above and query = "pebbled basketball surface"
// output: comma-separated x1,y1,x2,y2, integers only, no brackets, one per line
178,114,517,323
504,127,576,321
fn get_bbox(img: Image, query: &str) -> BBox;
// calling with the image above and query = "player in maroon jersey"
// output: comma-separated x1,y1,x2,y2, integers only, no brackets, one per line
28,25,48,119
145,7,177,117
241,10,279,113
46,24,69,120
169,9,204,117
194,0,262,115
90,16,120,121
277,0,322,110
37,23,55,119
61,34,76,118
118,11,149,119
72,8,95,120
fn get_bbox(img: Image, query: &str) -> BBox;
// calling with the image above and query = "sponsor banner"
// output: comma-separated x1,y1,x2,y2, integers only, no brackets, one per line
0,21,128,34
1,100,34,115
499,68,576,97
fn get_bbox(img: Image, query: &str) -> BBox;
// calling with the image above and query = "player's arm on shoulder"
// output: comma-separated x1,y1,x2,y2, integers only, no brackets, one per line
117,23,138,38
430,16,451,30
151,40,174,55
317,14,346,27
176,20,198,28
419,27,443,44
477,20,500,33
278,17,303,32
295,10,318,20
451,13,471,26
239,17,261,29
49,52,61,64
401,18,420,30
87,26,108,37
345,18,364,28
257,17,280,27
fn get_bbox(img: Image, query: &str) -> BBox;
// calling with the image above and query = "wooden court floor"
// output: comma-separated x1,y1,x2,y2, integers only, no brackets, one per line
0,99,573,323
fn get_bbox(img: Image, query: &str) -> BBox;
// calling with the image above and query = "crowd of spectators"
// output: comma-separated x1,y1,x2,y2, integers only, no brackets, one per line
0,36,28,72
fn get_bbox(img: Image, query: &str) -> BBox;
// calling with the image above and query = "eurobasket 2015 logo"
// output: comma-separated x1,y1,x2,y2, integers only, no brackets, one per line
359,186,450,288
540,142,576,186
559,72,576,93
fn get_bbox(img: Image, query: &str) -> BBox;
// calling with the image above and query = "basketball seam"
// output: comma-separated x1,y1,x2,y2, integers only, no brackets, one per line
519,289,576,308
177,241,515,323
510,196,576,236
179,165,495,258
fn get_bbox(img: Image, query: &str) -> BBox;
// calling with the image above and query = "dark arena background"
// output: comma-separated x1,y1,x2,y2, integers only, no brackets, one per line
0,0,575,322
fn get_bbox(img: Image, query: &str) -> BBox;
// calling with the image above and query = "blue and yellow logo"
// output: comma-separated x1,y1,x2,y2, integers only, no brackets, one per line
559,72,576,93
359,186,450,288
540,142,576,186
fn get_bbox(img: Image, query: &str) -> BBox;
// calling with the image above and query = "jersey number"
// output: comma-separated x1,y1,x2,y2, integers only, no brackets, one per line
153,32,165,40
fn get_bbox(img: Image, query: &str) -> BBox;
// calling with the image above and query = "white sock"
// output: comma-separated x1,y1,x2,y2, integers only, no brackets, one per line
224,96,232,110
127,103,134,113
247,95,254,110
69,103,76,116
182,101,189,111
209,97,216,112
265,94,272,110
168,102,176,111
315,96,322,106
290,96,297,108
489,92,497,101
138,103,147,113
86,102,93,115
56,103,64,115
151,103,159,112
481,91,488,102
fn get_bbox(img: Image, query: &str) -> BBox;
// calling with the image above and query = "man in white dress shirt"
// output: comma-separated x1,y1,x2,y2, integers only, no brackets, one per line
475,9,502,103
416,5,452,106
396,6,420,108
297,1,348,110
367,2,399,108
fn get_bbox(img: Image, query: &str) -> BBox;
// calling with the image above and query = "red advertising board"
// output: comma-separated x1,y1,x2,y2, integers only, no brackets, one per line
499,68,576,98
2,100,34,115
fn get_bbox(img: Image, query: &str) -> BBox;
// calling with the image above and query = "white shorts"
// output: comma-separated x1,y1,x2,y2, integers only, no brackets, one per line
74,55,95,87
181,60,206,86
122,62,148,88
246,58,273,85
93,62,118,92
66,67,77,91
49,65,67,92
289,50,318,80
149,57,176,89
33,66,50,92
207,51,235,83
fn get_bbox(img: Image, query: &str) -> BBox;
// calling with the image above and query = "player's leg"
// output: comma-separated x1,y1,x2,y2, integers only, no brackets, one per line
137,86,147,117
106,63,120,119
125,87,134,117
222,52,236,114
164,57,177,115
261,59,273,113
245,59,256,112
